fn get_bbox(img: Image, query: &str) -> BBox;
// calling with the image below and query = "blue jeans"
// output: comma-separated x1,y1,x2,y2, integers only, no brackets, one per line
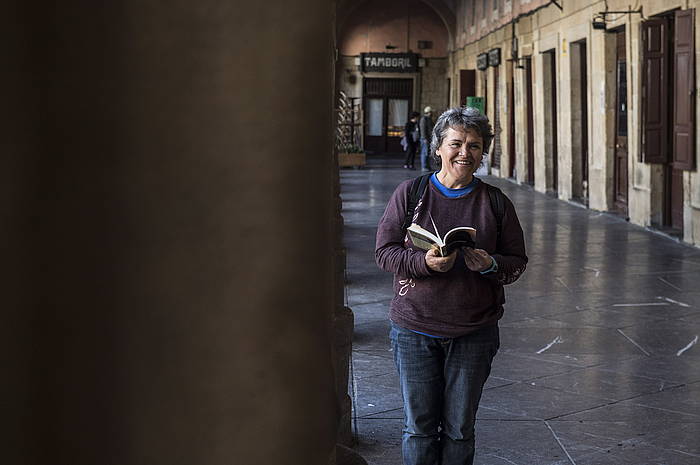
390,323,499,465
420,139,431,170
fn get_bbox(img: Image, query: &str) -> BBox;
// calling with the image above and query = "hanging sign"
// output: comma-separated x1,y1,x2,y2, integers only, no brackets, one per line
360,53,418,73
477,53,489,70
488,48,501,67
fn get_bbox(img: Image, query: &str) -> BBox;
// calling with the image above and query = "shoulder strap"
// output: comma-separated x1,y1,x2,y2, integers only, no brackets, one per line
402,173,432,231
486,184,506,243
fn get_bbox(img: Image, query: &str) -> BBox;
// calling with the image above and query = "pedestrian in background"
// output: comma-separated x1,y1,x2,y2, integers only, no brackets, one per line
403,111,420,169
419,106,434,171
375,106,527,465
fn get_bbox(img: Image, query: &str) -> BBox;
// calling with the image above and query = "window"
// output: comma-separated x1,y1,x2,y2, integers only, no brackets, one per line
367,99,383,136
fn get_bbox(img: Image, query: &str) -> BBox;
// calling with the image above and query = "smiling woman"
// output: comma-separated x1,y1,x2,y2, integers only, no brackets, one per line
375,106,527,465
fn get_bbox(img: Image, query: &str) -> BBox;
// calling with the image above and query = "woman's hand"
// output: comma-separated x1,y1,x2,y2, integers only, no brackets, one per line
425,248,457,272
462,247,493,272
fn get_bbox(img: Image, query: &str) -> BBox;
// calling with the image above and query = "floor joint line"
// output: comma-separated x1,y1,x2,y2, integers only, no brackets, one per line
544,420,577,465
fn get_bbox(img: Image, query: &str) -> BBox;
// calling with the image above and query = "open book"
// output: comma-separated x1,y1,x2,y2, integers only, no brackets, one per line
407,221,476,257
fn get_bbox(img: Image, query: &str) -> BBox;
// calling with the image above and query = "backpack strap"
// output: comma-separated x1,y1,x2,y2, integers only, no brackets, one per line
402,173,433,231
486,184,506,244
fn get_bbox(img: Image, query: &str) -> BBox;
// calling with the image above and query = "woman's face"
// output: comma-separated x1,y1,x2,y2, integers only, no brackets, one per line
436,126,484,187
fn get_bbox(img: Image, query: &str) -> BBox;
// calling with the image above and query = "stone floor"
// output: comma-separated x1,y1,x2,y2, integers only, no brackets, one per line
340,157,700,465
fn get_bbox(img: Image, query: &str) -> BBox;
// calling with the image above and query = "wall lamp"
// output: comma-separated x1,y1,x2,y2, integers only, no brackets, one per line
592,7,644,31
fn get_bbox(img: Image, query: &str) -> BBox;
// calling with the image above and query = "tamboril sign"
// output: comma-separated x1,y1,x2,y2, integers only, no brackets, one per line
361,53,418,73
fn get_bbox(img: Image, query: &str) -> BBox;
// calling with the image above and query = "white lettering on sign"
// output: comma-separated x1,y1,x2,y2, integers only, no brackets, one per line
363,54,415,71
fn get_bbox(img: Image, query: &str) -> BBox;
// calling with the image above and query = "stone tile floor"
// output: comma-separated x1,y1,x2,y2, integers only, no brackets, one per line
341,158,700,465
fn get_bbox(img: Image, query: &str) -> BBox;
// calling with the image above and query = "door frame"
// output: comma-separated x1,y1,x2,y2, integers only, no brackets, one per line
361,75,417,154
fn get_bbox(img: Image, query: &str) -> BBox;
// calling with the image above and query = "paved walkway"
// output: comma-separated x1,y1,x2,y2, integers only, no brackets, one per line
341,157,700,465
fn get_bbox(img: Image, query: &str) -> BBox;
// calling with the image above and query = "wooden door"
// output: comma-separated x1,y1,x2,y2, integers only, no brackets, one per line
641,17,671,163
614,29,629,214
363,78,413,154
667,9,696,230
525,57,535,185
491,65,501,168
508,60,516,178
570,39,589,203
544,50,558,193
673,9,695,171
579,41,589,199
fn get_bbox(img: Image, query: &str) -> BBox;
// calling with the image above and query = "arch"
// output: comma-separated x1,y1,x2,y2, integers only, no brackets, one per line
337,0,456,49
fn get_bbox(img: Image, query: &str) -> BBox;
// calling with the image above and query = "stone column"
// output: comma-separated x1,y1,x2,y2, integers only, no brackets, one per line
4,1,346,464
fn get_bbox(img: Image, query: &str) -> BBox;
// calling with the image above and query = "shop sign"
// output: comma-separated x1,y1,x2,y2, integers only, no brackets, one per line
488,48,501,67
477,53,488,70
360,53,418,73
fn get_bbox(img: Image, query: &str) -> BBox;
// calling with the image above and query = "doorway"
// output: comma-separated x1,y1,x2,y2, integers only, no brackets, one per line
491,65,501,169
363,78,413,154
613,28,629,216
459,70,476,106
508,60,516,178
570,39,589,204
525,57,535,185
543,49,558,194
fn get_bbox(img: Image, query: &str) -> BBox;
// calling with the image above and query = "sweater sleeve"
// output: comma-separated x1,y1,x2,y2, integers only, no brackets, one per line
484,196,527,285
375,182,434,279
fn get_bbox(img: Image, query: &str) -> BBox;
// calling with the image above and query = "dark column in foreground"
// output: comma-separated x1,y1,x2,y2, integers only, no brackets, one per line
2,1,342,464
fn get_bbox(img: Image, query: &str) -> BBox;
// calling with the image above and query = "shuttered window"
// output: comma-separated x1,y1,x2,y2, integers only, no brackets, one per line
641,17,671,163
673,9,696,170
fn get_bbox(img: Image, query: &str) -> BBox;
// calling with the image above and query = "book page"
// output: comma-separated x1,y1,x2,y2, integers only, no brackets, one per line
407,223,443,246
444,226,476,243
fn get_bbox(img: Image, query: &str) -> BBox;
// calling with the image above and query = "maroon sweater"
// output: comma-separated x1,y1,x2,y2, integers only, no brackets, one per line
375,179,527,337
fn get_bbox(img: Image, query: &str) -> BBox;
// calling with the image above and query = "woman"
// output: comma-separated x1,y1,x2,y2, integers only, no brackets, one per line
375,107,527,465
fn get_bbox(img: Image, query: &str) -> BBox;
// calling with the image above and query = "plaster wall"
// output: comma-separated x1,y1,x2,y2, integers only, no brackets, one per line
422,57,450,114
587,20,617,212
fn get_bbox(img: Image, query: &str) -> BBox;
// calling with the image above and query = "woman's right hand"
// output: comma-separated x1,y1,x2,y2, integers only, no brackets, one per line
425,248,457,272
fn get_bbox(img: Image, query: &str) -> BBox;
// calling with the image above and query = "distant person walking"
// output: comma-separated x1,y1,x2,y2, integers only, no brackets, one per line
419,106,434,171
376,106,528,465
403,111,420,169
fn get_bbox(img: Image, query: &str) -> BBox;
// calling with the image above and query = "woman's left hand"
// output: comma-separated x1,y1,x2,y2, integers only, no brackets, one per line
462,247,493,272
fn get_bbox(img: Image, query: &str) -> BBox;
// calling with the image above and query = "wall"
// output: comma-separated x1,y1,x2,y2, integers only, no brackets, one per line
454,0,550,49
448,0,700,248
421,57,450,113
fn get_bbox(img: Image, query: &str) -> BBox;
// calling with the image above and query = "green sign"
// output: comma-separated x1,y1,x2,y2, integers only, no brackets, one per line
466,96,484,114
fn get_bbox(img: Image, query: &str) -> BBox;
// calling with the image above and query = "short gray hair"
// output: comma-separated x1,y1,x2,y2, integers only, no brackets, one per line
430,107,494,163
